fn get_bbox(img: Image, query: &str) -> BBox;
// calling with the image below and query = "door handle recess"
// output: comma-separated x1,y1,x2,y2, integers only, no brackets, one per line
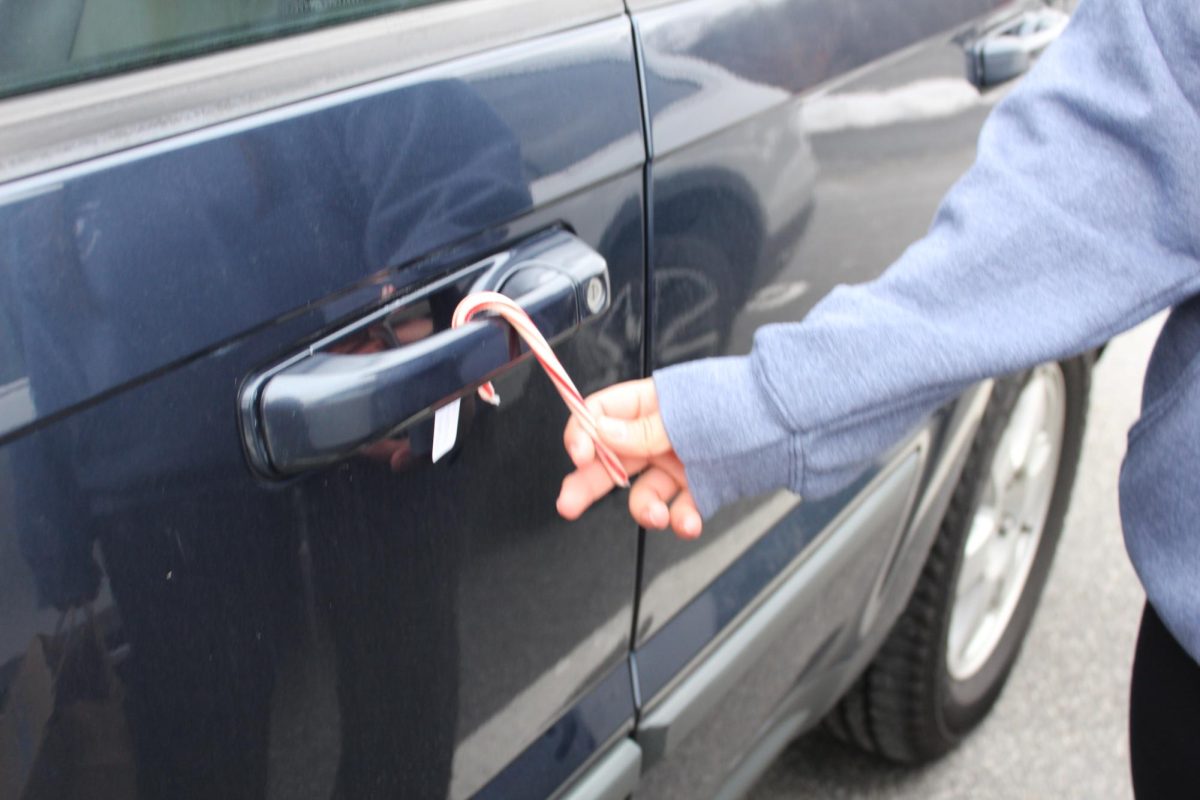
239,230,611,478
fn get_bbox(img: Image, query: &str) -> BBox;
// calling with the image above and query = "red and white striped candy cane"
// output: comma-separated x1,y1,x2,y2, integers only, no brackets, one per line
451,291,630,488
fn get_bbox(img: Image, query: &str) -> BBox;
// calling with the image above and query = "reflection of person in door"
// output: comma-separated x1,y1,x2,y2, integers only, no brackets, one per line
0,77,528,799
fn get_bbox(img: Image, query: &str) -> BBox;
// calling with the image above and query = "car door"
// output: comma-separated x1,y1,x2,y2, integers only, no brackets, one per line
0,2,646,798
625,0,1047,794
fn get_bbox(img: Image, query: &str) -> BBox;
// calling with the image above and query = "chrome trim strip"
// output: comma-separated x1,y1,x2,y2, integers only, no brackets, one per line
911,379,994,526
624,0,681,11
555,738,641,800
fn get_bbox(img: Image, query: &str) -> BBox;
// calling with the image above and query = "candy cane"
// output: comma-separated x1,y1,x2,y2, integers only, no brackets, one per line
452,291,630,488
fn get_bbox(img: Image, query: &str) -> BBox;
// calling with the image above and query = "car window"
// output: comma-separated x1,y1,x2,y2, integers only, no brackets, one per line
0,0,444,99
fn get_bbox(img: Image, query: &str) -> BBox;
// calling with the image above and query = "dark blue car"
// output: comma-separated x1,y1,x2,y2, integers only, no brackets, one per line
0,0,1086,797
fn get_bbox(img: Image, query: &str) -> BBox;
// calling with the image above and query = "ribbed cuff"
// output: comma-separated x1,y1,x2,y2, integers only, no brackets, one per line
653,356,799,518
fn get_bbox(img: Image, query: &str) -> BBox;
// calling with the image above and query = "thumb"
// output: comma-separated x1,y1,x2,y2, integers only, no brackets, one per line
597,412,672,458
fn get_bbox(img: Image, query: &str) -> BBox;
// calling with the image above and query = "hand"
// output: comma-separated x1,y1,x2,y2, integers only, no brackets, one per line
557,378,703,539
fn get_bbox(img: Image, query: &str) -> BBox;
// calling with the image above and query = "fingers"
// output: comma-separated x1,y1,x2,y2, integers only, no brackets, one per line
627,458,702,538
560,377,694,532
564,378,661,466
584,378,659,420
566,407,671,463
586,379,672,458
651,456,702,539
669,491,702,539
563,413,595,467
557,455,647,521
596,411,672,458
628,466,682,530
556,461,611,520
558,450,703,538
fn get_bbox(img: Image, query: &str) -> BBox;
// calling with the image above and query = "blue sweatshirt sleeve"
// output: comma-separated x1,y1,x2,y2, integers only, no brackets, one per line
654,0,1200,518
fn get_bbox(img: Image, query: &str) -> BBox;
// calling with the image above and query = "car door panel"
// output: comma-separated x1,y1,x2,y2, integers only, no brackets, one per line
0,10,645,799
637,441,927,758
633,0,1010,655
628,0,1027,793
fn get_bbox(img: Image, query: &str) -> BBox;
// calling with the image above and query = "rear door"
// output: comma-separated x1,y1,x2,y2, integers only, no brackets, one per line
625,0,1036,793
0,3,646,797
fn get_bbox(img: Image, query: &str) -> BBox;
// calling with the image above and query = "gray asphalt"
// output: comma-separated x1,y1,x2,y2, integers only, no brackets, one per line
750,316,1162,800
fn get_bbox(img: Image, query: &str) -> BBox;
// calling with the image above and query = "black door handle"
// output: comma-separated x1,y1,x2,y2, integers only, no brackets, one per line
239,230,611,477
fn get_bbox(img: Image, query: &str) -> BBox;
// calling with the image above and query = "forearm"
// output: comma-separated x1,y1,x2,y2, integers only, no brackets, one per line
657,0,1200,516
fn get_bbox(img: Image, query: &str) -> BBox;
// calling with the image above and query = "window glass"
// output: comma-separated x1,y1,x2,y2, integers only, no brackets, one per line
0,0,444,100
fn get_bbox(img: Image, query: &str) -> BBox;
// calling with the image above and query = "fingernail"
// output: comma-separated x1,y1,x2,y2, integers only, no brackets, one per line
682,513,702,539
599,417,627,442
569,439,588,460
648,503,669,529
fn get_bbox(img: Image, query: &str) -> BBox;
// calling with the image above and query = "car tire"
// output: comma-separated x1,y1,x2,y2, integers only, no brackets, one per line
825,357,1091,763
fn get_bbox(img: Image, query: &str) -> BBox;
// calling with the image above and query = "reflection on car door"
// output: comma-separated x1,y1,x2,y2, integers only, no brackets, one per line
0,2,646,798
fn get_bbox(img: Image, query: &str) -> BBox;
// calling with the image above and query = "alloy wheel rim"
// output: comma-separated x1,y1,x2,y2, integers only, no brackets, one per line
946,364,1067,682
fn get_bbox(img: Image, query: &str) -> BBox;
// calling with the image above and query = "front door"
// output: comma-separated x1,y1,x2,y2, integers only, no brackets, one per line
0,2,645,797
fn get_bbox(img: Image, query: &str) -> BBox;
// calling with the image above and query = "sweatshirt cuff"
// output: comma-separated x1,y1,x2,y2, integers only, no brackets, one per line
653,355,799,518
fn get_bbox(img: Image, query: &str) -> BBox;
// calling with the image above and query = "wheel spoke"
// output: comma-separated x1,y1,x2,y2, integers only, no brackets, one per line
986,521,1014,582
1026,431,1052,478
950,578,992,665
1018,433,1055,520
992,523,1023,596
964,508,997,561
958,540,990,597
1006,382,1045,471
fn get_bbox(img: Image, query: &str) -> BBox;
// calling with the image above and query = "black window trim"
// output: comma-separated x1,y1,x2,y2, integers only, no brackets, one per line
0,0,623,185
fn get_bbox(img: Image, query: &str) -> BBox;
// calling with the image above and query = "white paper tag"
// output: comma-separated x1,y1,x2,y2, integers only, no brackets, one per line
431,398,461,463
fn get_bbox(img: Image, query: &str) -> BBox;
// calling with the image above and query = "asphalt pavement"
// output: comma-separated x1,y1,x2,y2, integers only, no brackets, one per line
750,316,1163,800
